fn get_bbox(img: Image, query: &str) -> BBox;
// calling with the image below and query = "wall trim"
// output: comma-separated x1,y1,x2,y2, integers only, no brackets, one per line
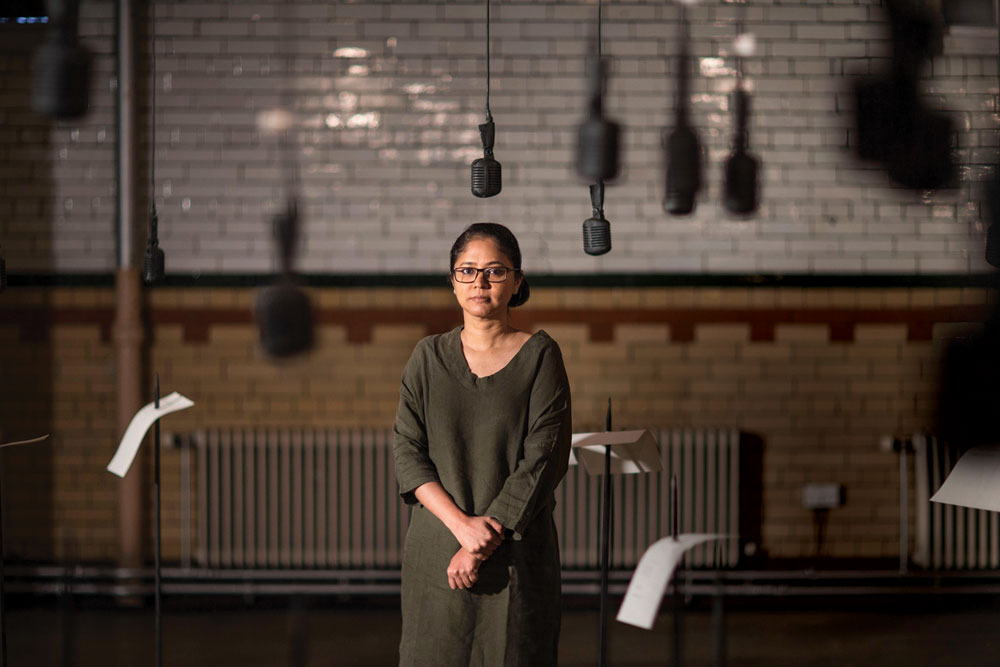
0,305,987,345
7,273,1000,289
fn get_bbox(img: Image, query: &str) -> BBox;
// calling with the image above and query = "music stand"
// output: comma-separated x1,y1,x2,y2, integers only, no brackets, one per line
107,378,193,667
615,475,729,667
571,401,661,667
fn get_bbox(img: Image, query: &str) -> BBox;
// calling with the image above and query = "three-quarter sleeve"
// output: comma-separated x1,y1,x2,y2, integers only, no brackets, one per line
484,341,572,539
393,344,440,505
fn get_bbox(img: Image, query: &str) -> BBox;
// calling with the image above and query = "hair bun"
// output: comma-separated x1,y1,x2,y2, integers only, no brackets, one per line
508,277,530,308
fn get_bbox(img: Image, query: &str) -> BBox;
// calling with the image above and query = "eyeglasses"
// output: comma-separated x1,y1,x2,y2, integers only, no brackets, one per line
451,266,518,283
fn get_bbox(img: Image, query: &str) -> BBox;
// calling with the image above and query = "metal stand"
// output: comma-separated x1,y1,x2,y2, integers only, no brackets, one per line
154,375,162,667
898,438,910,575
598,399,612,667
670,474,682,667
712,544,726,667
0,452,7,667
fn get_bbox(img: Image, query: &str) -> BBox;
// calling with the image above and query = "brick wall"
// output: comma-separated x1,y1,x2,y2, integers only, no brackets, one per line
0,285,989,562
1,0,997,274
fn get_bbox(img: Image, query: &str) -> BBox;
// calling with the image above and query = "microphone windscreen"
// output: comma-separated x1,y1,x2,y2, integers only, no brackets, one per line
854,78,895,162
987,223,1000,269
724,151,759,215
664,125,701,215
583,216,611,256
31,39,90,119
576,117,620,183
471,157,502,198
256,282,315,358
887,108,954,190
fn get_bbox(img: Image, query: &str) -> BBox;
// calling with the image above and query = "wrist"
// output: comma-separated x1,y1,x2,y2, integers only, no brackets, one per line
444,509,469,536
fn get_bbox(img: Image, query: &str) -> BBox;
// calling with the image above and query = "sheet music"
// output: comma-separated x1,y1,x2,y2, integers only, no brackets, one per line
570,430,662,475
931,445,1000,512
617,533,727,630
107,392,194,477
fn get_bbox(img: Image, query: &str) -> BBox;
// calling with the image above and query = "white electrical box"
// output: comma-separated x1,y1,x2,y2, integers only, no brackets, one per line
802,483,844,510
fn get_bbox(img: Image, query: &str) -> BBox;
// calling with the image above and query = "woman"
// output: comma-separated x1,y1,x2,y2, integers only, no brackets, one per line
393,223,572,666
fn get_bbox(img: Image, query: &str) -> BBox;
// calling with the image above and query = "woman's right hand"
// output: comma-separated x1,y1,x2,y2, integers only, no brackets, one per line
452,515,504,559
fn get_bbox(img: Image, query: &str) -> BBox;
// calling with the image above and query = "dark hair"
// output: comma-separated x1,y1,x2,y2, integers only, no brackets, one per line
449,222,531,308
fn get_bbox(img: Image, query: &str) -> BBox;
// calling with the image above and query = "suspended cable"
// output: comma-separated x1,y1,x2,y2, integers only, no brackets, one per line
143,0,165,284
485,0,491,120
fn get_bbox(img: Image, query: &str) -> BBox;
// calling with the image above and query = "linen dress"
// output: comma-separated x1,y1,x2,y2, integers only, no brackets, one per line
393,326,572,667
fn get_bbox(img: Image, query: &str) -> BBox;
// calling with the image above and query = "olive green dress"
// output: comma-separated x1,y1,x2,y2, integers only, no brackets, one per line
393,326,572,667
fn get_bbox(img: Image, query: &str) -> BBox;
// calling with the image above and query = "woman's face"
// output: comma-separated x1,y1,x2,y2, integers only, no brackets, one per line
451,237,523,320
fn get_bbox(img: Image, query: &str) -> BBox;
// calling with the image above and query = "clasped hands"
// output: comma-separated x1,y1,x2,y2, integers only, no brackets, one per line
447,515,504,590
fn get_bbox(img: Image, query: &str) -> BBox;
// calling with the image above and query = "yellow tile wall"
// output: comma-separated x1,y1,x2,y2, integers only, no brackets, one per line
0,285,989,563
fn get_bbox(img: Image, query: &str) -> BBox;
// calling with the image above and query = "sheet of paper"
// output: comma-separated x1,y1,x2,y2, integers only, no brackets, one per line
0,434,49,448
930,445,1000,512
107,392,194,478
571,430,662,475
616,533,726,630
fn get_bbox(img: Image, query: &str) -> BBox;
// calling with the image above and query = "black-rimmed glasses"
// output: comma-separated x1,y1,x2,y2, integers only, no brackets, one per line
451,266,518,283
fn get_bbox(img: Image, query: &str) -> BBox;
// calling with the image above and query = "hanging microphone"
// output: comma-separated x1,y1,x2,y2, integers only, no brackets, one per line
471,114,502,197
723,87,759,215
985,175,1000,269
583,181,611,256
31,0,91,119
257,279,314,357
576,52,621,183
853,0,953,190
987,224,1000,269
663,7,701,215
663,123,701,216
143,206,165,285
256,200,314,358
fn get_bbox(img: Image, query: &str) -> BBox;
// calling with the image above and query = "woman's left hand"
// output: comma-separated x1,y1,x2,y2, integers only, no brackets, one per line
447,548,482,590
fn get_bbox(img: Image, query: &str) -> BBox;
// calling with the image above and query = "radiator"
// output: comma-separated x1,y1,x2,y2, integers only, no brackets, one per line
913,433,1000,570
195,428,407,569
556,428,749,568
191,427,760,570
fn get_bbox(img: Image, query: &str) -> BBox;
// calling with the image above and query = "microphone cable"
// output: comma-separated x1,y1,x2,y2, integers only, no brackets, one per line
143,0,165,285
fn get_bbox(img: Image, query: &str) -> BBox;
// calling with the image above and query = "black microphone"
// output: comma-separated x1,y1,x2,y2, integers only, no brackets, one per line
664,124,701,216
723,87,759,215
471,115,502,197
576,53,621,183
31,0,91,119
987,224,1000,269
663,8,701,215
985,176,1000,269
583,182,611,256
256,200,314,357
257,280,314,358
143,206,165,285
853,0,953,190
0,247,6,294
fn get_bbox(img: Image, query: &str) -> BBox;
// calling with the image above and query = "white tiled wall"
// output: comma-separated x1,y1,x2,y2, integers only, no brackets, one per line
1,0,997,275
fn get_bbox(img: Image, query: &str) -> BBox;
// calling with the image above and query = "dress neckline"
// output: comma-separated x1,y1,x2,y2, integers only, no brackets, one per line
446,326,546,386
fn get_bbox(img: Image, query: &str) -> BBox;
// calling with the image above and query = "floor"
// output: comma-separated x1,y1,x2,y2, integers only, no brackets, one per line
6,595,1000,666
